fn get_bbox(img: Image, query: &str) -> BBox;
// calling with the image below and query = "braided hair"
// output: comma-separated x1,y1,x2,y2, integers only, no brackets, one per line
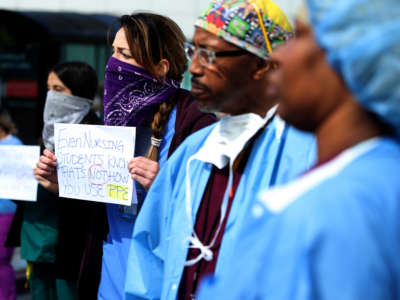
146,93,179,161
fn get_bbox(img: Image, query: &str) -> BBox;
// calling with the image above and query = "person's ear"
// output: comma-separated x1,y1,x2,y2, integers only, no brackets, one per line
155,59,170,78
252,59,274,80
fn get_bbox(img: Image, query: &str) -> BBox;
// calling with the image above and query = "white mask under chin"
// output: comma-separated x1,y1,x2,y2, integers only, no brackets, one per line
42,90,93,151
183,106,277,266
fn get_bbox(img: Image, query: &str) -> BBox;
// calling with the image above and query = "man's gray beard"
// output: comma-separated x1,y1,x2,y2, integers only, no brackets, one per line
199,105,226,120
198,105,218,114
197,103,227,119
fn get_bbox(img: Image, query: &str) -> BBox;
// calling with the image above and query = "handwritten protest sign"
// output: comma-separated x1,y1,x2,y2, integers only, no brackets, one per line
0,145,40,201
55,124,136,206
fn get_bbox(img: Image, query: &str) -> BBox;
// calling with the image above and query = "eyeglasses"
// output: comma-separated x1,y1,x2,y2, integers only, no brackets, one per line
185,42,248,67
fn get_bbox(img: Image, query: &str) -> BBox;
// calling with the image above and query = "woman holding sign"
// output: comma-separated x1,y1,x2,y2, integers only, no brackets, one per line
7,61,101,300
36,13,216,300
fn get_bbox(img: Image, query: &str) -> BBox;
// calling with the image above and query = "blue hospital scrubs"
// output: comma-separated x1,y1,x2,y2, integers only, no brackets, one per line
198,137,400,300
98,108,176,300
125,116,316,300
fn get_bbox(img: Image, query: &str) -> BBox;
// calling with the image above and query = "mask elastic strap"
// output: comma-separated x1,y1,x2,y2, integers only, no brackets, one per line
184,113,277,266
184,156,233,266
184,156,213,265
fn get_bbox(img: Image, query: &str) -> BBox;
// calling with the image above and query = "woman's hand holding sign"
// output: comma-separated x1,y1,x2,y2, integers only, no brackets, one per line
128,156,160,191
33,149,59,194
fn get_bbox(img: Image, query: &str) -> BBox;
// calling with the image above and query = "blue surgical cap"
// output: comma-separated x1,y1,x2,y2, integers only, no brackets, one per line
307,0,400,135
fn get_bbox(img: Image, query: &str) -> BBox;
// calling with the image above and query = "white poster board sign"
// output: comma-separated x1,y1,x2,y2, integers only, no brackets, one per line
55,124,136,206
0,145,40,201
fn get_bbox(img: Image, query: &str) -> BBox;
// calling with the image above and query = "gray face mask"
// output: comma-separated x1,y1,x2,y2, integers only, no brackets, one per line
42,90,93,151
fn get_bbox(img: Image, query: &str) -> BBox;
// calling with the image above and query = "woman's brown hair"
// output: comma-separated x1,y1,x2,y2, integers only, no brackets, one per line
0,110,17,136
119,13,188,161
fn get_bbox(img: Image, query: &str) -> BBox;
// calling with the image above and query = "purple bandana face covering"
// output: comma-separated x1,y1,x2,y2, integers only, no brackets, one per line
103,56,180,126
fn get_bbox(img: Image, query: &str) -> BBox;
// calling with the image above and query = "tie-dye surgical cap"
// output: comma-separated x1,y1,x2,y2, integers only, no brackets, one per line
195,0,293,60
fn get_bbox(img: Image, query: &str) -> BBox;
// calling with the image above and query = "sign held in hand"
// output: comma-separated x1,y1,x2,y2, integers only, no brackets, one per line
55,124,136,206
0,145,40,201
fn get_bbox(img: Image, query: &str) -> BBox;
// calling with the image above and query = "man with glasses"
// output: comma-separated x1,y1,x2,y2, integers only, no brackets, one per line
125,1,316,300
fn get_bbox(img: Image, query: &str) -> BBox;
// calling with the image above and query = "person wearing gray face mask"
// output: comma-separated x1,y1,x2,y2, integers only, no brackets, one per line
7,61,100,300
42,90,92,152
36,63,99,191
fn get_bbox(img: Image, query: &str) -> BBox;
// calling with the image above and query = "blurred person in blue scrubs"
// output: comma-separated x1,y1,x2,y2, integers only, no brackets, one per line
197,0,400,299
0,110,22,300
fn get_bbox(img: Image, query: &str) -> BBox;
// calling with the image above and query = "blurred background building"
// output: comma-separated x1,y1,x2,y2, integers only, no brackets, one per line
1,0,300,40
0,0,301,145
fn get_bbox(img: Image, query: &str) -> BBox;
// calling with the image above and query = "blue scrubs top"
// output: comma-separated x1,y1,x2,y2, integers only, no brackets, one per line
125,117,316,300
197,137,400,300
98,107,176,300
